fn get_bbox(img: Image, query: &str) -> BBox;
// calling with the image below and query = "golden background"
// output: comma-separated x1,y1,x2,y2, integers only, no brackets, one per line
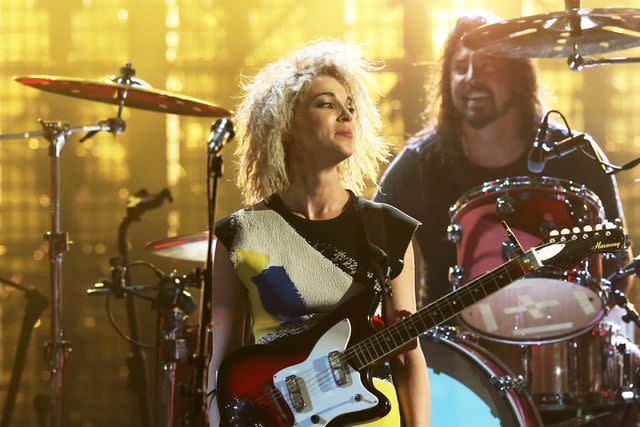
1,0,640,425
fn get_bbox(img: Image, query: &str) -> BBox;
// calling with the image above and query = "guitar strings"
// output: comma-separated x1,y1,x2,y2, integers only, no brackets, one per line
232,236,598,419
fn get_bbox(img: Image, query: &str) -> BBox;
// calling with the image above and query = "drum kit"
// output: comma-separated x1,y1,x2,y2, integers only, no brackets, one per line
2,1,640,427
423,2,640,426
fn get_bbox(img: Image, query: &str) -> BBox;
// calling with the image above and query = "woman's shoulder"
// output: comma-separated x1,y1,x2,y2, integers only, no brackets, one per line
214,201,272,247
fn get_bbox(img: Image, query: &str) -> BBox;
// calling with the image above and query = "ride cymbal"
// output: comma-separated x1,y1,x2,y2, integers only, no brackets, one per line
15,75,233,117
463,8,640,58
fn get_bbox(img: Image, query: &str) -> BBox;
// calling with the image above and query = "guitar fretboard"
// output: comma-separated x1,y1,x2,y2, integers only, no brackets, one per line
346,256,531,369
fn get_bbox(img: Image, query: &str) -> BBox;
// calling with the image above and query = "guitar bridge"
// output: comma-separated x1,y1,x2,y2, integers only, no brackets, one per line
285,375,306,412
328,351,349,386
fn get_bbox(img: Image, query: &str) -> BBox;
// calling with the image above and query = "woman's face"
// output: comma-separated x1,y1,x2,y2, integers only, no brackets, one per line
287,75,356,167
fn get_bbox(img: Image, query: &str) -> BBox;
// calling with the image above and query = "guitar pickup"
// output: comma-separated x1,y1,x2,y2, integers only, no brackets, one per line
285,375,306,412
328,351,349,386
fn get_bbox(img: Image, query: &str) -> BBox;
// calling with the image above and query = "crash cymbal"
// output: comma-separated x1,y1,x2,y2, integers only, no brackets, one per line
15,75,233,117
463,8,640,58
146,231,214,262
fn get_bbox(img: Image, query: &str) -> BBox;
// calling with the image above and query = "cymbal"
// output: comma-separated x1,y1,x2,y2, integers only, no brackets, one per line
146,231,215,262
463,8,640,58
15,75,233,117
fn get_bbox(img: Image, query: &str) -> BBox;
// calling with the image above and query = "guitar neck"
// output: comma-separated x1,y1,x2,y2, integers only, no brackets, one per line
348,253,538,369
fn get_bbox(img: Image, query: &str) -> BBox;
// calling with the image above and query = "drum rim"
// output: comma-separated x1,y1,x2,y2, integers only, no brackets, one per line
456,273,607,344
423,329,543,426
458,308,606,345
448,176,605,222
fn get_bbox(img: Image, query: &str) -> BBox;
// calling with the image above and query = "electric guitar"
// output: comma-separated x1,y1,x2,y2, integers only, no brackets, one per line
216,224,625,426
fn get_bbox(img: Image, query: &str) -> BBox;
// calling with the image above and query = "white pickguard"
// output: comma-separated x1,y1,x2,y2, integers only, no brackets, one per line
272,318,379,426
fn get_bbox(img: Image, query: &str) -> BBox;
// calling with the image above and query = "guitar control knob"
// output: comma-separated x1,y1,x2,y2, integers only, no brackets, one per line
311,414,320,424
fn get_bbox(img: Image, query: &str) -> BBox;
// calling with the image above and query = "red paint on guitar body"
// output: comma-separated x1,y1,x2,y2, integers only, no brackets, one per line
216,289,389,427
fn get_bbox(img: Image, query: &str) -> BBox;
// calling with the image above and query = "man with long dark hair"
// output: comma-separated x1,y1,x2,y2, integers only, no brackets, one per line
374,12,626,306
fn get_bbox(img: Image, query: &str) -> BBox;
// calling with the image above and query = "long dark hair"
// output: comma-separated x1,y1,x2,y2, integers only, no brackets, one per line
416,12,544,155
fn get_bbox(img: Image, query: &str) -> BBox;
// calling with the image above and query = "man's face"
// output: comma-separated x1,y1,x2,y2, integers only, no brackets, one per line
450,45,516,129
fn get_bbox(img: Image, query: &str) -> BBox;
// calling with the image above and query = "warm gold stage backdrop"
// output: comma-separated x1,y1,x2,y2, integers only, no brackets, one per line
1,0,640,425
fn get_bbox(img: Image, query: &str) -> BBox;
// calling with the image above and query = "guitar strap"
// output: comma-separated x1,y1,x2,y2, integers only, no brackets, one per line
357,198,394,296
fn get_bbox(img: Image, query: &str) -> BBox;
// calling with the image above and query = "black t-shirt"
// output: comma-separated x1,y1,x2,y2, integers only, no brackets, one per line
374,127,624,304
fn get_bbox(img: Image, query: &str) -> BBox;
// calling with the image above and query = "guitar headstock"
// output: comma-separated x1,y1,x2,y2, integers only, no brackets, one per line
534,222,626,269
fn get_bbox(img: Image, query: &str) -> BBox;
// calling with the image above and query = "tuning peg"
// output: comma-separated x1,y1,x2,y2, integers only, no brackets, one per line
549,230,560,237
560,228,571,235
605,222,617,230
572,227,581,233
595,224,604,231
583,225,593,232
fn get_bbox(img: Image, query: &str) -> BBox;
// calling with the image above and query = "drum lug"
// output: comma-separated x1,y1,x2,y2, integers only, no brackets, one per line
496,194,517,219
566,199,590,225
427,325,457,341
501,240,519,261
448,265,464,289
446,224,462,244
490,374,528,395
539,220,556,238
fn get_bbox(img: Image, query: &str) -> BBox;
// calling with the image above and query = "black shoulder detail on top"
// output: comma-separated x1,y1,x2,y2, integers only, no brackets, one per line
357,198,420,279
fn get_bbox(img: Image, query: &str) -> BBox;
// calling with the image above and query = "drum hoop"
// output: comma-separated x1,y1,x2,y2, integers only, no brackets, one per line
448,176,605,221
458,308,606,345
426,330,543,426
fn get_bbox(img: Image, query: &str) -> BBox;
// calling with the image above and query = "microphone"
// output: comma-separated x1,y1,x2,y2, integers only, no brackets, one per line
527,116,550,173
528,131,590,173
208,118,236,154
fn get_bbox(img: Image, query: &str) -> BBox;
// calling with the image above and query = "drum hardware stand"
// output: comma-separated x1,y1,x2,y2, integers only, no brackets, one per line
0,276,48,427
558,0,640,71
0,118,127,427
87,261,201,427
604,255,640,329
155,271,199,427
186,118,235,426
0,62,149,427
115,187,173,427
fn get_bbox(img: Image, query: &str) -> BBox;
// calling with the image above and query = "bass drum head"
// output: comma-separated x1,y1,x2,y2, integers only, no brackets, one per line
423,331,541,427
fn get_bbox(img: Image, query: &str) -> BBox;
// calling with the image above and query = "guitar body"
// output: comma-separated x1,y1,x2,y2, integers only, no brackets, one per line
217,290,391,426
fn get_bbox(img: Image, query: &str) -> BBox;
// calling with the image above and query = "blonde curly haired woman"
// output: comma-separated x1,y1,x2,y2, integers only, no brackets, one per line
208,41,429,427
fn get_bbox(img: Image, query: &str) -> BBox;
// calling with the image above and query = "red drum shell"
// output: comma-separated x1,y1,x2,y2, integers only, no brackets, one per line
450,176,606,343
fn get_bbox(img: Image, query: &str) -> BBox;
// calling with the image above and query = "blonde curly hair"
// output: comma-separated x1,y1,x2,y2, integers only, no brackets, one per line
235,41,390,205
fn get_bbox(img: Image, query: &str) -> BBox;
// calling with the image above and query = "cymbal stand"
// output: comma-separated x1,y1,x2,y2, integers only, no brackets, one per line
0,276,48,427
0,116,126,427
562,1,640,71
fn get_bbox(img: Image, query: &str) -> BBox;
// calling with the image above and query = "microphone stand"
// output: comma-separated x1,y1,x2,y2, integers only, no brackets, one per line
187,118,235,426
0,277,48,427
116,188,173,427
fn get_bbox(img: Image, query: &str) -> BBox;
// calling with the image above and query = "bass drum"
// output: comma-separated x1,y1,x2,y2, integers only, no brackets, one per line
424,328,542,427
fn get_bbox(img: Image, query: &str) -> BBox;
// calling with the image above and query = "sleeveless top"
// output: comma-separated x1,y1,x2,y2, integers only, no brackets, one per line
214,191,420,344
